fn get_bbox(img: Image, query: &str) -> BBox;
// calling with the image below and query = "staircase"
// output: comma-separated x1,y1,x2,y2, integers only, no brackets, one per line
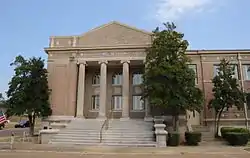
49,118,156,147
101,119,156,147
49,119,105,145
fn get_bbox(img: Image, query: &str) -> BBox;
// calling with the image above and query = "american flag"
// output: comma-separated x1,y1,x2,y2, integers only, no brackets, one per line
0,111,7,124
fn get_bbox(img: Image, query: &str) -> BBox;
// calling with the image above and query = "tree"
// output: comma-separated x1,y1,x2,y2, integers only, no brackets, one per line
0,93,5,107
143,22,204,132
209,59,245,137
6,55,52,135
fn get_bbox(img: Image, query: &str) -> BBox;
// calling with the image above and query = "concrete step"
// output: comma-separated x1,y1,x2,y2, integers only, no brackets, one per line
49,119,155,147
102,137,154,141
49,141,100,146
101,143,156,147
50,141,156,147
53,135,99,139
56,133,100,136
50,138,100,143
53,136,154,141
107,128,151,130
56,133,153,138
104,131,153,134
59,130,100,133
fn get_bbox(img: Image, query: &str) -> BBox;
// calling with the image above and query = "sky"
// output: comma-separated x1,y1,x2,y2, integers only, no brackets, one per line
0,0,250,96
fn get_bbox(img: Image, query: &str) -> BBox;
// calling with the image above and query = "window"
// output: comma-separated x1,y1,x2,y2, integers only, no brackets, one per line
112,72,122,85
243,65,250,80
132,96,144,111
92,73,100,85
188,64,198,84
213,64,238,78
112,96,122,110
213,65,220,77
232,65,238,79
132,72,143,85
91,95,100,110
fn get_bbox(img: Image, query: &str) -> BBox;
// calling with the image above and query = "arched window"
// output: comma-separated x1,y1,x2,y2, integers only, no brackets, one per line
112,72,122,85
132,72,143,85
92,73,100,85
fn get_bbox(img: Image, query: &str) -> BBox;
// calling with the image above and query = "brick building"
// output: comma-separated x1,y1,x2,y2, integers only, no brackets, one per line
44,21,250,126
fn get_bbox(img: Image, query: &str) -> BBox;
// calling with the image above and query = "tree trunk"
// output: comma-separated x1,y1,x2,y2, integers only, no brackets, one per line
215,109,223,137
28,113,36,136
172,114,179,132
214,111,218,137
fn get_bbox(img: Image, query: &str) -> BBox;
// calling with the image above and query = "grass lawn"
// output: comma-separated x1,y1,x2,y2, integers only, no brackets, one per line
4,116,42,129
0,135,40,143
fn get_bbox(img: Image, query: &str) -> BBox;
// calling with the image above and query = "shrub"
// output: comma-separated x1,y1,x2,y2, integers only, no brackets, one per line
185,132,202,146
221,127,250,139
221,127,235,139
167,132,180,146
225,132,249,146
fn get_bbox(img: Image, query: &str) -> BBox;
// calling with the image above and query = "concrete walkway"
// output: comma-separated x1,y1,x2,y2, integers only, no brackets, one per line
0,149,249,158
0,142,249,155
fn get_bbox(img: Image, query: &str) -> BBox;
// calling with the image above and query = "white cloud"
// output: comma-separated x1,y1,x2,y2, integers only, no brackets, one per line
154,0,215,22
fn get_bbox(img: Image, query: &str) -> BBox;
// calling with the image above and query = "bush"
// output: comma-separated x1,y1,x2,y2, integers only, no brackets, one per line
221,127,235,139
167,132,180,146
185,132,202,146
221,127,250,139
225,132,249,146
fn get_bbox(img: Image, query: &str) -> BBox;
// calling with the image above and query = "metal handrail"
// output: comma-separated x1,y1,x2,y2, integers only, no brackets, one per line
105,109,113,130
99,120,107,143
99,110,113,143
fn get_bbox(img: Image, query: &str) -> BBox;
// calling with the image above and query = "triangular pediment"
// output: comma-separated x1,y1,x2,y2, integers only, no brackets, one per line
77,21,152,47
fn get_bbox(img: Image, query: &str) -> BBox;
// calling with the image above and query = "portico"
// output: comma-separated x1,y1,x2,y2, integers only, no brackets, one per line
75,59,150,119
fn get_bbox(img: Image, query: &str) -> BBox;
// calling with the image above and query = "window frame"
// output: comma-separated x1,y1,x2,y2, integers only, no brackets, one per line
243,64,250,80
91,95,100,110
112,95,122,111
132,95,145,111
213,64,238,79
112,72,123,85
92,73,100,85
132,72,143,85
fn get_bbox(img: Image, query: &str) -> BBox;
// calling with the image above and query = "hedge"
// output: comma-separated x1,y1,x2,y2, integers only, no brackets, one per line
225,132,249,146
167,132,180,146
220,127,250,139
185,132,202,146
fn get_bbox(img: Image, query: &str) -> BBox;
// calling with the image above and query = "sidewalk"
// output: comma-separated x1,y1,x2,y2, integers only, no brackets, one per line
0,142,248,154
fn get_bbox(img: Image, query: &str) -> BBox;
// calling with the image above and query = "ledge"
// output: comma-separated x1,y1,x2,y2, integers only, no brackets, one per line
39,129,60,134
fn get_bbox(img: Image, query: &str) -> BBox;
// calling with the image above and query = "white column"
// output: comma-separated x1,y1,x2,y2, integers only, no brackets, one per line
121,60,130,120
98,60,108,119
76,61,87,117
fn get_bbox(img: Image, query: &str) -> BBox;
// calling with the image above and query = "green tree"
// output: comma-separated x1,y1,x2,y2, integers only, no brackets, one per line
143,22,204,131
209,59,245,137
6,55,52,135
0,93,5,107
